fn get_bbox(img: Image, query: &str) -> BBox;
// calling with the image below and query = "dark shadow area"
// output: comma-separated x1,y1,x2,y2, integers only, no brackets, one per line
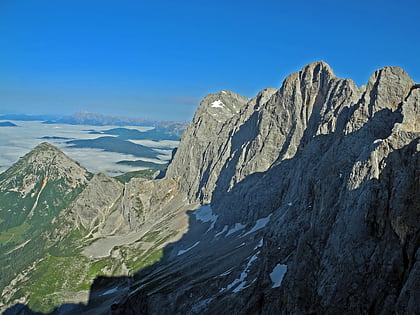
210,93,403,225
2,203,211,314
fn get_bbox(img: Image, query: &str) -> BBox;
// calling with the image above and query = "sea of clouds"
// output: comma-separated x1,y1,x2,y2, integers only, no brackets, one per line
0,120,178,176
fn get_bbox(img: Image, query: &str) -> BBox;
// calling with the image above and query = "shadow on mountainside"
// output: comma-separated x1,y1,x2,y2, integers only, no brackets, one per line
4,199,265,314
210,96,403,223
4,102,419,314
3,204,197,314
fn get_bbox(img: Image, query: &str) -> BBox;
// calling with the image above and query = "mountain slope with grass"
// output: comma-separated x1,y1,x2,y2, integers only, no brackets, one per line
0,143,91,310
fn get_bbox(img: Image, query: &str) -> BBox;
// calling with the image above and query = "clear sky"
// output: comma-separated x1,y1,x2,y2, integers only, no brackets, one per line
0,0,419,121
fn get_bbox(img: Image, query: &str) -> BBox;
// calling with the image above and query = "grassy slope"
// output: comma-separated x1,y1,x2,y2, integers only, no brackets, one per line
1,167,174,313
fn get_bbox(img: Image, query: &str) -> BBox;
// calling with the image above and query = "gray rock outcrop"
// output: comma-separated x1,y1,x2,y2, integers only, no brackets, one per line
115,61,419,314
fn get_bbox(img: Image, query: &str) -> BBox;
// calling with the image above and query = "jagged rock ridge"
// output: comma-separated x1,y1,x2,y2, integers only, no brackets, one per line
117,61,419,314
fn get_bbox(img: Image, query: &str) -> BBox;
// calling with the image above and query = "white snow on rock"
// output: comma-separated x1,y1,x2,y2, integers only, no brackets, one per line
219,268,233,277
211,100,224,108
215,225,228,237
270,263,287,288
221,252,260,293
101,287,119,296
243,215,271,236
177,241,200,256
226,222,246,236
194,205,218,232
254,238,263,249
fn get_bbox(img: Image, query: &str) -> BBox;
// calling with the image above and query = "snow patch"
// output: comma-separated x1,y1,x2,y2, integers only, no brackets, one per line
215,225,228,237
254,238,263,250
373,139,383,144
221,252,260,293
243,215,271,236
221,90,227,94
194,205,218,232
211,100,224,108
287,202,293,206
101,287,119,296
177,241,200,256
226,223,246,236
270,264,287,288
219,269,233,277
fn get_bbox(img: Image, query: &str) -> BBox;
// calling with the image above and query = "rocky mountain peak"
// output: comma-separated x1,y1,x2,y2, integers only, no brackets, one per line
1,142,90,191
0,142,91,228
167,61,363,203
193,90,249,124
364,66,413,113
300,60,335,80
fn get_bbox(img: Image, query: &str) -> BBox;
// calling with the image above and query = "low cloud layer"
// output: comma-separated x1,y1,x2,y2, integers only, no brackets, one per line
0,121,172,175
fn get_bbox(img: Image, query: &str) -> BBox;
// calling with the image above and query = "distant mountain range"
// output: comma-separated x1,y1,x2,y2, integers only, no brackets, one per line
43,111,188,130
43,111,156,126
0,111,189,131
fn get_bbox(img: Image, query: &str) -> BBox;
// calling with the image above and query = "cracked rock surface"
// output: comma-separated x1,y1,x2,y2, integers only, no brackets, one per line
117,62,419,314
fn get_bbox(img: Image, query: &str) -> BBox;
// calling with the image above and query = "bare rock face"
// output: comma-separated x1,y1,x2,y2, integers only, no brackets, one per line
71,173,125,235
67,174,182,238
166,90,250,202
114,62,419,314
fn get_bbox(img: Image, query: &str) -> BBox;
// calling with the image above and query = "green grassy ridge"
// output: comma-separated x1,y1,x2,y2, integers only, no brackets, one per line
114,169,156,184
3,212,174,312
0,174,90,300
0,222,31,246
18,235,168,313
0,175,89,231
116,159,167,170
25,254,92,313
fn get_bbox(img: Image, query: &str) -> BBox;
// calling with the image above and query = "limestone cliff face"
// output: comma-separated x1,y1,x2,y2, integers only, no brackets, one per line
165,90,250,202
167,62,363,206
115,62,419,314
57,174,182,240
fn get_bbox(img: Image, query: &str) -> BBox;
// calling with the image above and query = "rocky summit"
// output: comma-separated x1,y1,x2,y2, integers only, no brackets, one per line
1,62,419,314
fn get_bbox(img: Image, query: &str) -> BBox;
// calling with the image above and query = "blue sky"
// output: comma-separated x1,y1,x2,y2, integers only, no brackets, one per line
0,0,419,121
